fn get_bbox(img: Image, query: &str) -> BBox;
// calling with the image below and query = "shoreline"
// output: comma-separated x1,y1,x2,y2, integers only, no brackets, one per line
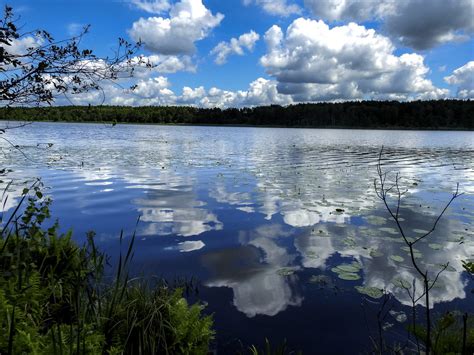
1,118,473,132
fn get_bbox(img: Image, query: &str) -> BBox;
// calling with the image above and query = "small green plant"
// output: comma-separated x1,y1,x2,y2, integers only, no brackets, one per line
462,260,474,275
410,312,474,354
248,338,301,355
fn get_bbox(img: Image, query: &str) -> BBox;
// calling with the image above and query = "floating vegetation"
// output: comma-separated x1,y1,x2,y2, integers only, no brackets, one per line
448,236,465,244
277,267,296,276
337,272,361,281
305,251,320,259
390,255,404,263
354,286,384,299
343,237,356,247
332,262,362,281
393,278,411,289
428,243,442,250
379,227,399,235
334,264,360,273
369,248,384,258
400,247,422,258
364,215,387,226
413,229,429,234
389,310,407,323
401,246,420,253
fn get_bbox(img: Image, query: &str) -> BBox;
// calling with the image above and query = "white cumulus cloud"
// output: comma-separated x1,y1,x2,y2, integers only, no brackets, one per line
211,30,260,65
444,61,474,98
62,76,293,108
304,0,474,49
243,0,301,17
129,55,196,76
260,18,448,102
130,0,171,14
129,0,224,55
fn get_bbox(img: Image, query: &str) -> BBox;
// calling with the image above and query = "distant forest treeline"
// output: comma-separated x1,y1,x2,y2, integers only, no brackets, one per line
1,100,473,129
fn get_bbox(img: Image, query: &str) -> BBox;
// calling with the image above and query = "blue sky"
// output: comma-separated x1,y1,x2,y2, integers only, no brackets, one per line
9,0,474,107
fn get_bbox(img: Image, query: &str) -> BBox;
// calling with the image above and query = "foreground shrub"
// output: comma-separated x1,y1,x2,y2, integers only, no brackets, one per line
0,192,213,354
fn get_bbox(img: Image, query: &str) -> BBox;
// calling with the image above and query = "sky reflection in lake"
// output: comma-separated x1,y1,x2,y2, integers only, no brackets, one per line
1,122,473,352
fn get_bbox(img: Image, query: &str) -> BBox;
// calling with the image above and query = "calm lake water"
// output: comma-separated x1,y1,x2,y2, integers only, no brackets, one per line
2,122,474,353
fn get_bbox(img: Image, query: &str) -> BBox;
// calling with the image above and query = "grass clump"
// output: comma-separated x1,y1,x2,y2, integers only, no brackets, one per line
0,189,214,354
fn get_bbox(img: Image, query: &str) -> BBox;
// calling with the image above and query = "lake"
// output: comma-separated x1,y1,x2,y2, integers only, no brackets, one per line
1,122,474,353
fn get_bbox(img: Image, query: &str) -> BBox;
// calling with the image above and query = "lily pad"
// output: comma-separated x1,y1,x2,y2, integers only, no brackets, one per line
277,268,296,276
338,272,361,281
335,264,361,273
364,215,387,226
355,286,384,299
394,278,411,289
390,255,405,263
343,237,356,247
305,251,320,259
428,243,442,250
389,310,407,323
369,249,384,257
379,227,399,235
401,246,420,253
413,229,429,234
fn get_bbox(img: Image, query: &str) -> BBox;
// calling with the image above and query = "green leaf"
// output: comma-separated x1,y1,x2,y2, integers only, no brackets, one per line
337,272,360,281
389,310,407,323
428,243,442,250
335,263,361,273
277,267,296,276
390,255,404,262
355,286,384,299
393,278,411,289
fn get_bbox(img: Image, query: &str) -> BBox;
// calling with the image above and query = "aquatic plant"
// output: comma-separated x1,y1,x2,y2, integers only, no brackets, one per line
247,338,302,355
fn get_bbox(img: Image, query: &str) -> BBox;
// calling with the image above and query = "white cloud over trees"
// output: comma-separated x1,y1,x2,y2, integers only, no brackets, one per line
444,61,474,98
260,18,448,102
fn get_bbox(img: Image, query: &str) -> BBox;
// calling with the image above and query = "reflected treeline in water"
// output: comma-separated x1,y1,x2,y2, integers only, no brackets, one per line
1,122,473,352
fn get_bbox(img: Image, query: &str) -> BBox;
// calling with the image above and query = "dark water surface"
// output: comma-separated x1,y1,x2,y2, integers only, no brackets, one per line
2,122,474,353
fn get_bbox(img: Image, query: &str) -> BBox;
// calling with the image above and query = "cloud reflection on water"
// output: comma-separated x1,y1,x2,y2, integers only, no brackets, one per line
203,224,303,317
2,124,473,319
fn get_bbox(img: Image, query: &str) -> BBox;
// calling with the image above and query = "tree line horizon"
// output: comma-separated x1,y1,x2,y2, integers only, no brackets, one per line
1,99,473,129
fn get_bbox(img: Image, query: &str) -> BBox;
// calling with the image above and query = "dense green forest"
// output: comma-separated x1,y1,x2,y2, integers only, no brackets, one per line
1,100,473,129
